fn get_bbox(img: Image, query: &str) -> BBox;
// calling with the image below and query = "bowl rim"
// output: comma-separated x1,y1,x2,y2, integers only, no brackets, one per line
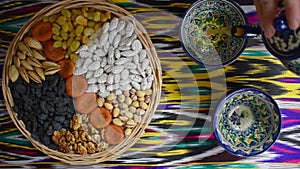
179,0,248,67
213,87,282,157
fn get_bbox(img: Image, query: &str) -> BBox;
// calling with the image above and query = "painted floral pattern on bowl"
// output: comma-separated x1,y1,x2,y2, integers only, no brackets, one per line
280,58,300,76
180,0,247,66
214,88,281,157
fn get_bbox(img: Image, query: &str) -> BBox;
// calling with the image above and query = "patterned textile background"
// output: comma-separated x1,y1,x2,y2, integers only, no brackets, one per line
1,0,300,168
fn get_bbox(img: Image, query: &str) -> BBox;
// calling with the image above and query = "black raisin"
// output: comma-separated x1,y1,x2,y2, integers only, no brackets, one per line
16,84,26,95
53,122,62,131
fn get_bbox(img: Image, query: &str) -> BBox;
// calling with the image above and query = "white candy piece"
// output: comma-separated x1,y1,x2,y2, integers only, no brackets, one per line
94,68,104,77
110,17,119,31
109,29,118,44
131,39,142,51
88,62,101,71
112,65,125,74
125,22,134,38
115,58,128,65
75,18,154,98
102,22,110,33
86,84,98,92
99,32,109,45
117,20,126,32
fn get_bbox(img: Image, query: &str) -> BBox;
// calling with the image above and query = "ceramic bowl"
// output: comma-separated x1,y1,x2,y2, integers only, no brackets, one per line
213,88,281,157
280,59,300,76
262,14,300,61
180,0,248,67
261,6,300,76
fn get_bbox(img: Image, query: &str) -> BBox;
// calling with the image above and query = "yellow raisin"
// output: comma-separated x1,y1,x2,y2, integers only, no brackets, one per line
62,23,69,32
84,27,95,36
61,9,71,18
67,37,74,47
68,22,74,32
57,16,67,25
75,25,84,36
82,10,88,18
75,36,81,41
70,40,80,52
52,26,60,35
69,30,76,38
49,15,57,22
70,53,78,63
42,16,49,22
87,21,95,28
53,35,62,41
62,41,67,49
72,9,81,15
105,11,111,20
61,30,68,40
75,15,87,26
53,41,62,48
86,12,93,20
82,36,89,44
100,13,107,22
95,23,102,30
93,11,101,22
82,7,89,12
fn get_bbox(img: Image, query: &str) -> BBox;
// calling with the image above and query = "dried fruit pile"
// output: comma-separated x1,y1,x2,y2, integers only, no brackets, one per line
8,7,154,155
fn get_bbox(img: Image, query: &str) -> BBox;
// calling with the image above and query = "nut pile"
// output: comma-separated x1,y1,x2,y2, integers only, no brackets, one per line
52,114,108,154
99,89,153,136
74,17,154,98
43,8,112,62
9,37,60,83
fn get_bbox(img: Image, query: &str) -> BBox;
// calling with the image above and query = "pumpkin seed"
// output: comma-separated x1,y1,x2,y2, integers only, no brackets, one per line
9,65,19,82
18,67,29,83
32,49,46,60
27,57,42,67
27,70,42,83
13,56,21,68
18,42,32,56
34,67,45,81
17,52,26,60
44,68,60,75
42,61,60,69
23,37,43,50
20,60,34,70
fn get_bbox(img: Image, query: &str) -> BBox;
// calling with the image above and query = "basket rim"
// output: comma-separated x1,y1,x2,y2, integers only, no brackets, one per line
2,0,162,165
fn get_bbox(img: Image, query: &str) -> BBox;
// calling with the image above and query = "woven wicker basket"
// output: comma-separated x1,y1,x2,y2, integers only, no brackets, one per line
2,0,161,165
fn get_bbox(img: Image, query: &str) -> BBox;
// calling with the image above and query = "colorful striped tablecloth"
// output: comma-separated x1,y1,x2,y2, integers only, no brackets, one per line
1,0,300,168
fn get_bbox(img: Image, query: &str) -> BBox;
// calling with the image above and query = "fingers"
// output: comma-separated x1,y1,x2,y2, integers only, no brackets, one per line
284,0,300,30
254,0,278,38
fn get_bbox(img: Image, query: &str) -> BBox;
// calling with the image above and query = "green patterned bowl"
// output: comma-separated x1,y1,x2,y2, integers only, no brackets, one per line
213,88,281,157
180,0,248,67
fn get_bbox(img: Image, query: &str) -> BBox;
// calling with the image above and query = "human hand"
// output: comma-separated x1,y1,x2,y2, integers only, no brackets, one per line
254,0,300,38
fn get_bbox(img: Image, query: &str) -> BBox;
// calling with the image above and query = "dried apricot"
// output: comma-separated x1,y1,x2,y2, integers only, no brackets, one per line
75,92,98,114
65,75,88,97
44,40,66,62
104,124,124,145
57,59,75,79
32,21,53,42
89,107,112,129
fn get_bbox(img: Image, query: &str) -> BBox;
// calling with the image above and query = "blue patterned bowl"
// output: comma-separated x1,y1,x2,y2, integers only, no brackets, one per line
213,88,281,157
180,0,248,67
280,58,300,76
261,2,300,75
